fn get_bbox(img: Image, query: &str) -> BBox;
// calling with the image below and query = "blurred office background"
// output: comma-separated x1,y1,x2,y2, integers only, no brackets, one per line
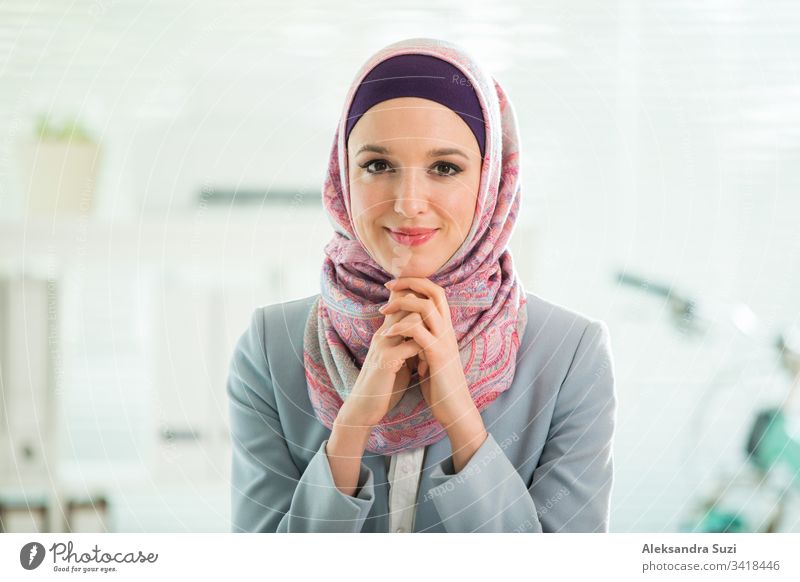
1,0,799,532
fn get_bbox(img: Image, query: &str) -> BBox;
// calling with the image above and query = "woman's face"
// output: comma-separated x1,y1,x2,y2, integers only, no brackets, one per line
347,97,481,278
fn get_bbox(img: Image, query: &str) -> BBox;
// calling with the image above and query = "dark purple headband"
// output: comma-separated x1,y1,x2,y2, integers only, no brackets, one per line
344,54,486,158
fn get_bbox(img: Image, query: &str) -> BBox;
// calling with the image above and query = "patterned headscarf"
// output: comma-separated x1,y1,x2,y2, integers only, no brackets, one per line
303,37,528,455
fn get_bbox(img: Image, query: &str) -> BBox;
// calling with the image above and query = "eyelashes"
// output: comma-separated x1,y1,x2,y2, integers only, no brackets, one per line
358,158,463,178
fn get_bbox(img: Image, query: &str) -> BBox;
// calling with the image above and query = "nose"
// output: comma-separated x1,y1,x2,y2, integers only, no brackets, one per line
393,167,428,217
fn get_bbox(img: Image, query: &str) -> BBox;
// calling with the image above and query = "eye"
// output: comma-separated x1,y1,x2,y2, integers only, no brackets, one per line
358,159,462,177
359,159,393,174
430,162,462,177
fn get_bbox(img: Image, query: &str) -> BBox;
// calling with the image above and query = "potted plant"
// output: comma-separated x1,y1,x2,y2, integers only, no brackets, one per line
16,114,101,217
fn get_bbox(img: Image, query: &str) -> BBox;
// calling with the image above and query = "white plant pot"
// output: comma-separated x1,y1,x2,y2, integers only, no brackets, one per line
16,140,101,217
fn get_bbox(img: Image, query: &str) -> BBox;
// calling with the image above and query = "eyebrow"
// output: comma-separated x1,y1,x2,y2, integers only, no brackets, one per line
354,144,470,160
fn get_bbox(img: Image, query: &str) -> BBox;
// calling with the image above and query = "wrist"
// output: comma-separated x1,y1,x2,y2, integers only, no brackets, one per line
446,412,488,474
331,410,373,452
436,389,479,430
334,403,376,433
445,406,485,443
327,412,372,497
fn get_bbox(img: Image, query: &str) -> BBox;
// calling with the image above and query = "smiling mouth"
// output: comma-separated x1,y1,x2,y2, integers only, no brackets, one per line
385,228,439,247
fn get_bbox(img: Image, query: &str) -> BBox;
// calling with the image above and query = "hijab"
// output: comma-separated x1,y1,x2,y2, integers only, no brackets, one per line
303,37,528,455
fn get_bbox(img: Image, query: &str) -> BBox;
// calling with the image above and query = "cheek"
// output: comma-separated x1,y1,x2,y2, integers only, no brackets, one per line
440,185,478,233
349,179,368,212
452,206,475,239
458,172,480,230
349,184,387,236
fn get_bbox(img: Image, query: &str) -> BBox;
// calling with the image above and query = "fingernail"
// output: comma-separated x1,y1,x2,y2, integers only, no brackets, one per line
384,280,394,287
380,327,392,336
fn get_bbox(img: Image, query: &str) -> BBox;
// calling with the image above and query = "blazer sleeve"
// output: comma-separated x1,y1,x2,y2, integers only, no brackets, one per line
425,319,617,532
227,308,376,532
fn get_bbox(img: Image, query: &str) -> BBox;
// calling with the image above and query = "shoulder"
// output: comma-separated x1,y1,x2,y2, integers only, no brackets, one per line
239,293,319,339
230,294,320,389
257,293,319,332
520,290,613,370
523,290,609,335
241,294,320,362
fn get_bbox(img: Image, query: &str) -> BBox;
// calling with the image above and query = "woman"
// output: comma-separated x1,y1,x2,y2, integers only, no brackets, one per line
227,37,617,533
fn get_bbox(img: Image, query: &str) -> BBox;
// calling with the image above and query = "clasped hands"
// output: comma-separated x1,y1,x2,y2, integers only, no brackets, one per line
379,278,488,470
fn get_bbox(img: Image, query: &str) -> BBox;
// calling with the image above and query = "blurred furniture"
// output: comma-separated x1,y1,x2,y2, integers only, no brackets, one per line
64,494,109,532
0,493,49,533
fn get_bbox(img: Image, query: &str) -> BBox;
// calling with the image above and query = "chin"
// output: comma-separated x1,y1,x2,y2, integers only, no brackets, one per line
387,262,440,279
374,245,447,278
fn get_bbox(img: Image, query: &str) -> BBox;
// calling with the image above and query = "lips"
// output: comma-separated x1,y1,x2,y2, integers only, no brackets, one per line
386,227,439,246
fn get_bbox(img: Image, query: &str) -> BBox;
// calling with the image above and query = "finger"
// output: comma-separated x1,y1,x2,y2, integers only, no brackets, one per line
379,295,441,335
380,298,414,327
381,294,433,315
386,278,450,323
388,337,423,362
381,311,424,336
381,305,443,352
379,298,420,329
388,287,424,305
381,313,436,349
379,288,418,324
383,309,408,326
370,337,420,374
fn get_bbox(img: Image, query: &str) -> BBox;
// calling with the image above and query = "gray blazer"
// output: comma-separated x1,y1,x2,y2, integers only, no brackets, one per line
227,291,616,533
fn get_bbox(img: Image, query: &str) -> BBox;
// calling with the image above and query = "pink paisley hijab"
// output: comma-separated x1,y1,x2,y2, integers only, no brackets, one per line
303,37,528,455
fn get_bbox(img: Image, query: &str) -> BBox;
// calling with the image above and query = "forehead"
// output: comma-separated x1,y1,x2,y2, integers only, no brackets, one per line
347,97,478,152
352,97,459,128
362,96,450,114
